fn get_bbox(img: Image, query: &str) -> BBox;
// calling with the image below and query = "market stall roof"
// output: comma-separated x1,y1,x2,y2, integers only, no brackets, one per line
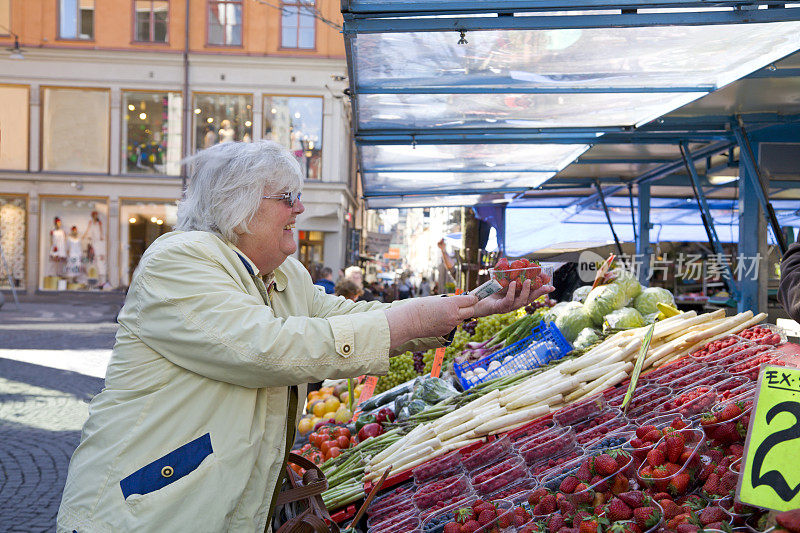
343,1,800,208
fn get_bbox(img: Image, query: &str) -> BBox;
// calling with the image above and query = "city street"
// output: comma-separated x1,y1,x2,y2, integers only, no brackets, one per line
0,294,122,532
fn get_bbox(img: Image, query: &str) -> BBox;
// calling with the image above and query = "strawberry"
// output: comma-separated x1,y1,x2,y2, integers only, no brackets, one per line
443,523,461,533
456,507,476,523
579,516,604,533
540,493,557,514
528,487,549,506
643,429,663,442
716,402,743,422
530,276,544,291
548,513,566,532
560,475,580,494
494,257,510,271
720,470,738,493
606,497,633,521
576,461,593,482
636,425,657,439
608,521,642,533
659,499,683,519
461,519,481,533
610,473,629,495
699,507,727,526
498,511,513,529
667,472,690,495
671,417,689,430
676,524,699,533
665,434,686,463
646,449,665,467
594,453,619,476
776,509,800,533
633,506,661,529
477,508,497,526
618,491,646,509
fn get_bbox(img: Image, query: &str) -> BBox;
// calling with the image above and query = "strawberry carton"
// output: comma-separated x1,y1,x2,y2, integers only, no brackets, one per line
651,385,718,419
553,394,606,427
461,435,514,473
529,447,584,478
690,335,746,362
636,428,707,496
508,419,556,445
727,351,788,381
608,384,671,409
367,481,416,518
639,356,698,383
624,414,691,466
542,450,635,507
571,408,623,437
489,257,548,292
366,508,418,532
516,426,576,466
575,417,633,447
700,399,753,446
738,324,786,346
413,473,473,511
422,498,521,533
419,493,477,524
413,450,465,484
485,476,538,503
714,376,752,401
469,455,528,496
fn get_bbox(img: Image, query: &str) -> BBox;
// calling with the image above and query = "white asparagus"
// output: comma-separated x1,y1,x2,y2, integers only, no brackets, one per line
364,438,483,481
436,405,507,441
505,377,579,410
369,422,430,465
473,404,550,436
432,389,501,435
566,368,630,403
572,361,628,382
681,311,753,345
368,437,441,472
499,368,561,404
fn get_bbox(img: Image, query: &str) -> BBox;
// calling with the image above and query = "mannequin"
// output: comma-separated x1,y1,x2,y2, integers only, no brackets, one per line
49,217,67,276
83,211,107,284
65,225,82,282
219,119,236,143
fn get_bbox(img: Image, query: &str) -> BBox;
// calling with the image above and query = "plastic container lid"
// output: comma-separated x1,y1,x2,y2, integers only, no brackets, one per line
571,407,623,437
489,265,542,283
485,475,538,503
368,481,416,516
575,414,632,447
516,426,576,466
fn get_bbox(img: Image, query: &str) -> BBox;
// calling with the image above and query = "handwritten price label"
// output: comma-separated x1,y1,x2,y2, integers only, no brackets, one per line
431,347,446,378
351,376,379,422
738,364,800,511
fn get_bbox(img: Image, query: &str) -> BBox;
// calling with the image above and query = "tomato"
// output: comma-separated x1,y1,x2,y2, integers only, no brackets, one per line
334,427,351,439
327,447,342,460
320,439,335,456
350,436,358,447
300,443,312,453
311,451,323,465
336,435,350,449
309,432,321,448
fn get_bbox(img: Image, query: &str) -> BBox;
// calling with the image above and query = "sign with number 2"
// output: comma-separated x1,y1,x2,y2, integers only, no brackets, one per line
738,364,800,511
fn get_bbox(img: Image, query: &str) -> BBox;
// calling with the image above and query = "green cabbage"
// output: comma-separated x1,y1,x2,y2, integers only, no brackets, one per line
584,283,627,326
543,301,572,324
610,269,642,302
603,307,645,332
553,301,594,343
573,327,601,350
634,287,676,315
571,285,593,303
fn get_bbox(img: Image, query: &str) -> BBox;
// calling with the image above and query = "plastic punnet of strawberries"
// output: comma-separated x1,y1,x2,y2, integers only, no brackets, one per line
625,415,690,465
490,257,548,292
738,325,784,346
636,428,706,497
653,386,717,419
700,399,752,446
437,499,528,533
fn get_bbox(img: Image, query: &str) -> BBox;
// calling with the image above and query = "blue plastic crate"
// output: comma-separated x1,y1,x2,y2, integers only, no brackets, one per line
453,322,572,390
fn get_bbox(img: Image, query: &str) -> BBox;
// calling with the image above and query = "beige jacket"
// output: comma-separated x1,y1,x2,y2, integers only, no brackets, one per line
57,230,445,532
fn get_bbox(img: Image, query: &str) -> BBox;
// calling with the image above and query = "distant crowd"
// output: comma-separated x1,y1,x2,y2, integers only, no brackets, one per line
310,264,437,302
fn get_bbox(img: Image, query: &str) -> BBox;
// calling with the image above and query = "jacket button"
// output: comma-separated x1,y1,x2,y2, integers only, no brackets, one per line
161,466,174,478
342,344,351,354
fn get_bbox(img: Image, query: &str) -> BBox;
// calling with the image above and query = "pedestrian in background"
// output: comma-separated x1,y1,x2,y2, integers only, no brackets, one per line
345,265,375,302
335,279,363,301
313,266,335,294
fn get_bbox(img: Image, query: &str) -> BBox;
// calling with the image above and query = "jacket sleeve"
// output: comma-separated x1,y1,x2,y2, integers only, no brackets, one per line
132,241,390,388
779,242,800,323
311,289,451,355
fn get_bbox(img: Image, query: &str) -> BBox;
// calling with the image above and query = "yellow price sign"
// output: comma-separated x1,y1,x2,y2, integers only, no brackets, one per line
738,364,800,511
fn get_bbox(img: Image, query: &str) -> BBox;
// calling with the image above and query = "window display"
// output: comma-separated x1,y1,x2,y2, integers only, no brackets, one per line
193,93,252,151
120,200,177,287
263,95,322,180
123,91,183,175
0,195,26,289
0,85,29,170
42,88,110,173
39,197,108,291
208,0,242,46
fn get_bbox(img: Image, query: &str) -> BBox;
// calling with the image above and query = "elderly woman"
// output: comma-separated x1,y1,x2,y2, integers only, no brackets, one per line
57,141,553,532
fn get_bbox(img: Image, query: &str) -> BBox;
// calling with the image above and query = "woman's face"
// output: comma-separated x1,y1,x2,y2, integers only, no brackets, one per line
237,190,304,273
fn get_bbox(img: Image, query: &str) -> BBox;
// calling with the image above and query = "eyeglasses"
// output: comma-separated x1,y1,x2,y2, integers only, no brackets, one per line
262,191,302,207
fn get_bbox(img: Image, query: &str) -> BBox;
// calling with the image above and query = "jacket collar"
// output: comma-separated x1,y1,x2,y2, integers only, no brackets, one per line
229,243,288,292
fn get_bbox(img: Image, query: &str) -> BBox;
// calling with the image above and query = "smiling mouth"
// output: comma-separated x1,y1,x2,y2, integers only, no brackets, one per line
284,223,295,230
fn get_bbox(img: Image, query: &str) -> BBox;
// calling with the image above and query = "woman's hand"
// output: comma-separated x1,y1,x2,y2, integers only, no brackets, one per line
473,278,555,318
384,294,477,350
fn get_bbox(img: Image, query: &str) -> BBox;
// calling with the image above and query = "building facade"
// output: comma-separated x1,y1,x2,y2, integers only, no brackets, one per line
0,0,356,295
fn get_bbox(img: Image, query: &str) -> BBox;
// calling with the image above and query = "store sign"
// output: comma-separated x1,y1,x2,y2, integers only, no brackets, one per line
738,364,800,511
365,232,392,254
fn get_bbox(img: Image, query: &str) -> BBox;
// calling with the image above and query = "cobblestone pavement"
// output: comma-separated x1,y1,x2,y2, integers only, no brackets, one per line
0,295,121,532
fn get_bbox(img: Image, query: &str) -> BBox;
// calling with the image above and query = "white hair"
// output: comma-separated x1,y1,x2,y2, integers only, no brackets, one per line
176,140,303,244
344,266,363,280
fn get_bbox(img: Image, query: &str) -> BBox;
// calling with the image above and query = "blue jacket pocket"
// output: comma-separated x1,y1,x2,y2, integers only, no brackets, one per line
120,433,213,499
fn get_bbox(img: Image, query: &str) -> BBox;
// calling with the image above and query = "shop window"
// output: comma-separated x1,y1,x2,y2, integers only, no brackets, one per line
42,88,109,173
208,0,242,46
120,200,177,287
39,197,108,291
298,230,324,270
59,0,94,40
0,195,26,289
123,91,183,175
193,93,252,151
134,0,169,43
263,95,322,180
280,0,315,49
0,0,10,34
0,85,29,170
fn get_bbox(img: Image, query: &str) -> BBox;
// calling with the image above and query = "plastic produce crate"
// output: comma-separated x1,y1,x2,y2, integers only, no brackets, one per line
453,322,572,390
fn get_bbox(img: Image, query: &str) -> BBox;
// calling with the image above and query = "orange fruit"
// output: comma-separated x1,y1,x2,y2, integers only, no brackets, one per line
323,397,341,414
312,401,327,418
298,417,313,435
